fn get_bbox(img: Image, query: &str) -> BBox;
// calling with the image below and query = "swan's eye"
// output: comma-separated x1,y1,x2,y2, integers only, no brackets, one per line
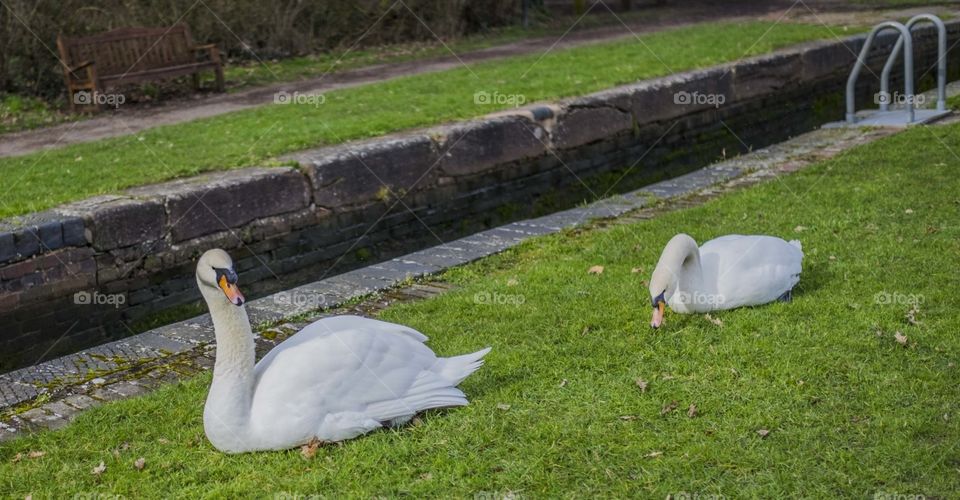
213,267,238,285
651,290,666,308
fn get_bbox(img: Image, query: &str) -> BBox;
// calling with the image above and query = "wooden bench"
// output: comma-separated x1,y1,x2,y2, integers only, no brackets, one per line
57,24,224,112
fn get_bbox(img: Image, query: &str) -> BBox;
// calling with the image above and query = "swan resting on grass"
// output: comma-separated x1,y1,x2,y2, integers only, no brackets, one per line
197,249,491,453
648,234,803,328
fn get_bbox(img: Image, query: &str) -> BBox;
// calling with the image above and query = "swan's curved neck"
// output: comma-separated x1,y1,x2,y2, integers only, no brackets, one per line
660,236,704,298
204,290,255,431
676,242,703,295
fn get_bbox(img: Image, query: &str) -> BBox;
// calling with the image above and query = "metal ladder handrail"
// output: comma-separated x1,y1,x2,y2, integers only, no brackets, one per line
879,14,947,112
846,21,915,124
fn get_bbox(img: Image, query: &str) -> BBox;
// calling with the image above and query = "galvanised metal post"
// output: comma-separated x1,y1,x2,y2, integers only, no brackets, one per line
879,14,946,112
846,21,914,124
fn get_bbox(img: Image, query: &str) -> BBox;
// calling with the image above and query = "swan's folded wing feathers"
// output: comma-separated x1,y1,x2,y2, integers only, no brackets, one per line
363,370,469,422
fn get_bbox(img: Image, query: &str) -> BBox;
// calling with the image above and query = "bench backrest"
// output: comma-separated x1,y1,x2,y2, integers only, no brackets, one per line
57,25,197,77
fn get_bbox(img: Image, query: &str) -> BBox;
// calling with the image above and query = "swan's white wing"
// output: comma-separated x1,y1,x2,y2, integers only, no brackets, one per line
246,315,479,445
700,235,803,309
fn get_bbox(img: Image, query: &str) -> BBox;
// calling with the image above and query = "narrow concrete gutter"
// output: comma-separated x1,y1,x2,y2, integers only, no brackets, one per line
0,120,911,441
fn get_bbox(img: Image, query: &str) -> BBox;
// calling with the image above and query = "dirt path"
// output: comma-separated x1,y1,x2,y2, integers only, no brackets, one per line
0,1,948,158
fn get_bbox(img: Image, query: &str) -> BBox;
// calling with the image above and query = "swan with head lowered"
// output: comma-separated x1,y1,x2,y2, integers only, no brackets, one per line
648,234,803,328
196,249,491,453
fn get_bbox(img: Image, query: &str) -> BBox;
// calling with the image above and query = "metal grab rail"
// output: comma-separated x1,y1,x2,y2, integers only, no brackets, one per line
879,14,946,112
846,21,915,124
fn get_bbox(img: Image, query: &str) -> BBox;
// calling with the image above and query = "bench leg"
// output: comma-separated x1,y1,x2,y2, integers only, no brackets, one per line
192,72,201,91
214,65,224,92
68,85,77,113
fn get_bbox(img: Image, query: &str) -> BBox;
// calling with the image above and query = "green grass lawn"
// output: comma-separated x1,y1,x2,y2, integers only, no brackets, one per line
0,21,842,219
3,115,959,497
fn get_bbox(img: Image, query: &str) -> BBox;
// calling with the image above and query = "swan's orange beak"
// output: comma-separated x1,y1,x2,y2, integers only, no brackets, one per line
650,301,665,328
218,275,245,306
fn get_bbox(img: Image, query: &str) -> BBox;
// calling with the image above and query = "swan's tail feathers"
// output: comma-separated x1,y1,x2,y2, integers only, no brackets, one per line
366,386,469,423
789,240,802,252
436,347,492,386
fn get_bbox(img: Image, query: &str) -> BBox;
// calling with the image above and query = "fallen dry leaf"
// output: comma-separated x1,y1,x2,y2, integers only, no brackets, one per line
587,265,604,275
660,401,678,416
794,225,807,233
635,378,648,393
559,379,568,388
905,208,914,214
619,415,638,421
687,404,698,418
645,451,663,458
11,453,22,463
419,472,433,481
157,438,171,444
496,403,511,411
506,278,518,287
134,458,146,471
895,331,908,346
300,438,321,460
704,314,723,327
757,429,771,438
27,451,45,459
631,267,643,274
92,461,106,476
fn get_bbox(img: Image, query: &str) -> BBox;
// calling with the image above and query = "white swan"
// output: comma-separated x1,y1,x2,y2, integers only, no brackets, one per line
196,249,491,453
648,234,803,328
